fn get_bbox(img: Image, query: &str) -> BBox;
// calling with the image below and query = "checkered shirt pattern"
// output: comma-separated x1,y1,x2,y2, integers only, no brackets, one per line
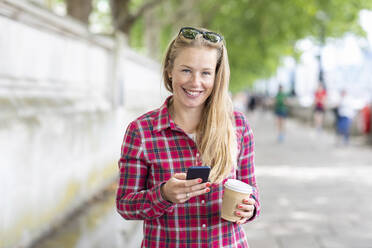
116,97,260,248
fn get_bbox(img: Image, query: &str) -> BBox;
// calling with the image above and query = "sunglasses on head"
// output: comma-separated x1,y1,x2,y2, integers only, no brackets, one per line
179,27,223,43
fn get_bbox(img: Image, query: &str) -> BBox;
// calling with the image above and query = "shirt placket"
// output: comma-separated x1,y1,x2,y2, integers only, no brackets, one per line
195,151,202,166
195,149,208,245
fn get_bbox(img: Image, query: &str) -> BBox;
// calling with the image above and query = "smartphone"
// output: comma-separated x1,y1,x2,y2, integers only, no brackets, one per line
186,166,210,183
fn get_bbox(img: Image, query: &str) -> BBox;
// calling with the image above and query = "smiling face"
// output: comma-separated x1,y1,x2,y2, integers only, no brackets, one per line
168,47,218,112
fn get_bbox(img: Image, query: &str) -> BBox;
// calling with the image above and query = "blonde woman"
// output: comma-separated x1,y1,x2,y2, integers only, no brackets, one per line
116,27,260,247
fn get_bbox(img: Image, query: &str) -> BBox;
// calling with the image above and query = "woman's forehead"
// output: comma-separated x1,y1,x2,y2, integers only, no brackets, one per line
174,47,218,66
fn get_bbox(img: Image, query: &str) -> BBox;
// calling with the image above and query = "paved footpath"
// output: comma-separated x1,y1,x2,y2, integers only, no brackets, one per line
244,111,372,248
33,111,372,248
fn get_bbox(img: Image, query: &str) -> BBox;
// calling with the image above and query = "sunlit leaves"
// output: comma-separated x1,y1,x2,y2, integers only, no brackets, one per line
198,0,371,92
49,0,372,92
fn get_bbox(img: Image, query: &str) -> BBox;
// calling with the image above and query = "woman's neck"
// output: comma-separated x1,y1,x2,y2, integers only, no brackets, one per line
169,99,203,134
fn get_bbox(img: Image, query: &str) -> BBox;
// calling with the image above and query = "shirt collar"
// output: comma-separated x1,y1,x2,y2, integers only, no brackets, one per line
153,95,177,133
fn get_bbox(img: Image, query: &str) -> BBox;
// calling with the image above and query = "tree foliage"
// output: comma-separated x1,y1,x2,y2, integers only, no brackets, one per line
43,0,372,92
128,0,372,92
198,0,372,91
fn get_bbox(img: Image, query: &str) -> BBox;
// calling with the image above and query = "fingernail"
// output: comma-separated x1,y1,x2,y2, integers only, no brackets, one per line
198,178,202,183
236,212,241,216
205,188,210,193
244,199,249,204
206,182,211,187
238,205,243,209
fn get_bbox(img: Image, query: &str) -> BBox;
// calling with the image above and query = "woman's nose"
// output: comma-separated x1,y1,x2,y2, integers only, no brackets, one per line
190,72,201,86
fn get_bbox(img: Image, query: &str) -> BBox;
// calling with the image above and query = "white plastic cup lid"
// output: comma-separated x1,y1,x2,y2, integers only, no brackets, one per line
224,179,253,194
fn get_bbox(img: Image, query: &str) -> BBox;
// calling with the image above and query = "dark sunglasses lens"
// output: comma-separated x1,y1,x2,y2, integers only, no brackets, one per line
204,33,221,43
181,29,199,39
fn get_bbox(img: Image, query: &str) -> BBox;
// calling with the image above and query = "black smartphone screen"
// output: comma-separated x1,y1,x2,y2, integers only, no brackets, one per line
186,166,210,183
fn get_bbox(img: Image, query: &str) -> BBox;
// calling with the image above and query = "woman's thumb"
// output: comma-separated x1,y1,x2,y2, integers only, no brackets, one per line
174,173,186,180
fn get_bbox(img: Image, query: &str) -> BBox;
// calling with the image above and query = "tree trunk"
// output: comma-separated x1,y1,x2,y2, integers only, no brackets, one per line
110,0,163,35
66,0,93,25
110,0,131,33
144,8,159,59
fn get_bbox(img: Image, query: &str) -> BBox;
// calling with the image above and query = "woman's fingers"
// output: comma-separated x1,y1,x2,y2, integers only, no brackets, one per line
234,209,254,219
236,217,248,225
234,198,255,220
174,173,202,187
236,203,255,212
242,198,255,205
185,178,203,187
185,182,211,193
163,174,210,203
185,184,211,198
178,187,210,203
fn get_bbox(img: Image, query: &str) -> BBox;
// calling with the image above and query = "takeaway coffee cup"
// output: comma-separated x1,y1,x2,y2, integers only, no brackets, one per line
221,179,253,222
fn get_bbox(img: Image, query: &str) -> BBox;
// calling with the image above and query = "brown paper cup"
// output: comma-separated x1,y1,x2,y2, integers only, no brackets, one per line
221,179,253,222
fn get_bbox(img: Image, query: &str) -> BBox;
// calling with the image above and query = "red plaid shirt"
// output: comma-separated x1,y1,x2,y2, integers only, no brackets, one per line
116,97,260,248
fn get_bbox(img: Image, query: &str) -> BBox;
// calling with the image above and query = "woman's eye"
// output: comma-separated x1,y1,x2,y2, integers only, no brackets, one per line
182,69,191,73
202,71,211,76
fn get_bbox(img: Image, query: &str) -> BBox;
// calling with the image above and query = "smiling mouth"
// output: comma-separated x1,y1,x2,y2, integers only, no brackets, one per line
183,88,203,96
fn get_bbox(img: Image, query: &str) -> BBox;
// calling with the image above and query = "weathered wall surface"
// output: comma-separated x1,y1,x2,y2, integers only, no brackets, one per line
0,1,167,247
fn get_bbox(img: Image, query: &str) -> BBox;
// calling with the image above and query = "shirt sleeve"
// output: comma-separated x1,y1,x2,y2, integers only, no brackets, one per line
236,113,261,222
116,121,175,220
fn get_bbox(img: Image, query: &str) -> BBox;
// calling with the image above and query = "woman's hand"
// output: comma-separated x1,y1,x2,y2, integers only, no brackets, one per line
235,198,256,224
161,173,211,204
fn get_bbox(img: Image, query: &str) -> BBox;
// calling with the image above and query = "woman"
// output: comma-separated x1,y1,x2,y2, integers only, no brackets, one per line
116,27,260,247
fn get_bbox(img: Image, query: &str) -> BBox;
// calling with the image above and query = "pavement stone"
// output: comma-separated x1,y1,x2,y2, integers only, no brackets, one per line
319,235,372,248
243,111,372,248
277,234,321,248
248,237,281,248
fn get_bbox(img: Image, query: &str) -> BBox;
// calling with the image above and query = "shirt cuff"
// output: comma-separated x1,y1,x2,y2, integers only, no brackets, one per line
149,182,175,213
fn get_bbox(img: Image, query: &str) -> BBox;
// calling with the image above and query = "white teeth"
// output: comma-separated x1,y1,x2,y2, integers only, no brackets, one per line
184,89,202,96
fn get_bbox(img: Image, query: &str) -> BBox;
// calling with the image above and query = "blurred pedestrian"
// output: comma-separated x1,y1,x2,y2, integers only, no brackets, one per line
332,106,340,131
336,89,355,145
247,94,257,112
360,101,371,135
274,85,288,142
313,83,327,132
116,27,260,247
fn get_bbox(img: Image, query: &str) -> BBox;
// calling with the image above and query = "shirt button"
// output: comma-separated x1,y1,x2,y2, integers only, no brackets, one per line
196,153,199,157
201,200,205,204
202,224,206,228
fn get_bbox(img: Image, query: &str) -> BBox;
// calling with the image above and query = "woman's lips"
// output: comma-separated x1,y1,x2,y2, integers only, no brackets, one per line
183,88,203,97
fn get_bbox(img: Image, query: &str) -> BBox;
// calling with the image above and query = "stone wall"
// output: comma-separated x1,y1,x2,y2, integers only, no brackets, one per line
0,1,167,247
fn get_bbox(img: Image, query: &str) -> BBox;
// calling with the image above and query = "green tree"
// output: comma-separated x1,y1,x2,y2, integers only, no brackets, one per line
195,0,372,91
42,0,372,91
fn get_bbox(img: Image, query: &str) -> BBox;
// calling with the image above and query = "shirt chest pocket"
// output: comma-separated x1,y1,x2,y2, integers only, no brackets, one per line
145,141,195,185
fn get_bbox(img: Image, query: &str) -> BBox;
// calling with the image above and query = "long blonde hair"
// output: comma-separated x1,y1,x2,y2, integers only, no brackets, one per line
162,28,237,183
